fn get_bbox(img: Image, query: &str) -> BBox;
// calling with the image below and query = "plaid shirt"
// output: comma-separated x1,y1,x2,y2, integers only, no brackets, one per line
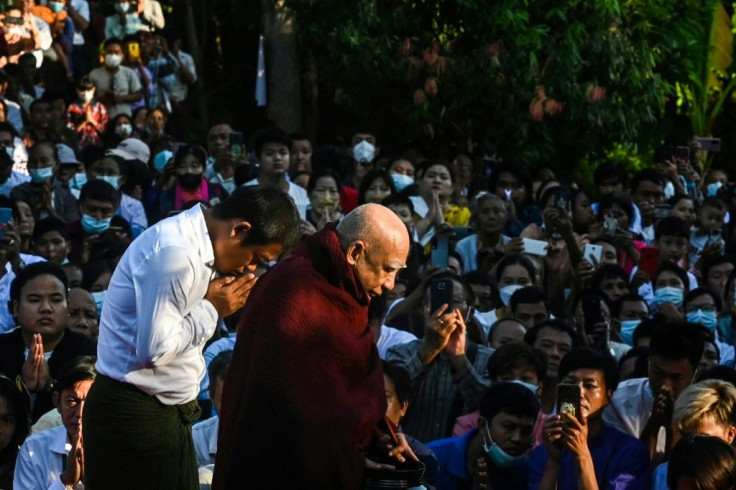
67,101,109,147
386,340,492,443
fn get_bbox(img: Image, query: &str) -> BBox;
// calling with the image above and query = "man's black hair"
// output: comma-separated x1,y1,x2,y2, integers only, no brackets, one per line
54,356,97,394
655,261,690,294
559,347,620,392
632,316,661,347
509,286,548,314
701,255,736,284
208,350,233,384
655,216,690,241
253,127,293,158
33,216,70,243
591,264,628,292
478,382,540,423
79,179,119,206
524,319,578,349
487,161,533,206
211,186,300,250
382,361,411,407
619,346,650,380
593,161,629,188
597,192,634,223
80,260,112,292
104,37,124,49
29,98,51,114
10,262,68,305
701,196,727,212
649,321,705,369
463,270,494,288
486,341,548,381
684,287,722,315
381,193,414,214
0,120,18,138
631,168,664,193
610,293,649,319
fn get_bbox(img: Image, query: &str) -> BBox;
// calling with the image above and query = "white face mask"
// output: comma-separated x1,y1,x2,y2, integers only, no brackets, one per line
79,90,94,103
114,2,129,13
391,173,414,192
352,141,375,164
97,175,120,190
105,53,123,68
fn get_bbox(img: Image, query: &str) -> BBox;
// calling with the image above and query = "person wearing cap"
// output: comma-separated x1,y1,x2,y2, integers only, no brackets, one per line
53,142,82,192
10,141,79,222
87,152,148,237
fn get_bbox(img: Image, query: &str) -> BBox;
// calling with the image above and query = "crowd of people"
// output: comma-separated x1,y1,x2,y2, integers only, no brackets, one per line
0,1,732,489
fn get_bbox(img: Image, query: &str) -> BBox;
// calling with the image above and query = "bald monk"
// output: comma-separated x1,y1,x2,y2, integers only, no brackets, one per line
213,204,411,489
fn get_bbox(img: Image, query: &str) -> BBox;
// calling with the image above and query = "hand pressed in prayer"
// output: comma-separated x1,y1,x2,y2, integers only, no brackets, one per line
205,273,258,317
21,333,50,392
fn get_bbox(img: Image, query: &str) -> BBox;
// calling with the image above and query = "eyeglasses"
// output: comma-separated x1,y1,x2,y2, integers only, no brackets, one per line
685,304,717,313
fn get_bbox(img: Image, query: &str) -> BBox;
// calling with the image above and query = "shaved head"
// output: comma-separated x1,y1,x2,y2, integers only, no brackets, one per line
337,204,410,297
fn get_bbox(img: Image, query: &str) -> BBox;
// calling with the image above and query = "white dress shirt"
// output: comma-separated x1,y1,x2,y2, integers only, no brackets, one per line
243,179,309,219
14,425,83,490
95,205,219,405
602,377,666,455
192,415,219,467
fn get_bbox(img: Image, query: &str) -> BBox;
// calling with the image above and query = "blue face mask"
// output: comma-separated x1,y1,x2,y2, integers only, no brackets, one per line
80,214,112,235
619,320,641,346
48,1,64,13
97,175,120,190
482,423,528,468
91,290,106,316
391,173,414,192
4,146,13,160
686,309,718,330
654,287,684,308
29,167,55,183
707,181,723,197
70,172,88,190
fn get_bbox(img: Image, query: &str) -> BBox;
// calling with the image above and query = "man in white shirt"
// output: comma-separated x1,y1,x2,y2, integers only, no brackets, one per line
83,186,300,490
243,128,310,219
602,321,703,464
14,357,96,490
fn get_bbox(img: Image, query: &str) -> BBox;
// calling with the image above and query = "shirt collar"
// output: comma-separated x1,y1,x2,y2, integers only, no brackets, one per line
187,204,215,267
50,426,71,456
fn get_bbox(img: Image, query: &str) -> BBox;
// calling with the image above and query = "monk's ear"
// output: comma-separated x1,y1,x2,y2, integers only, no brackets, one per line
345,240,366,267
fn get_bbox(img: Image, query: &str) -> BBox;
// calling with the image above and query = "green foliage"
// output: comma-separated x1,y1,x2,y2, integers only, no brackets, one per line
286,0,719,173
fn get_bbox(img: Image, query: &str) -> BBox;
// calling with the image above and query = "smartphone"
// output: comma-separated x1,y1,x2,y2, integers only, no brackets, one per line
104,226,125,238
694,136,721,152
127,41,140,61
582,296,605,334
431,236,449,269
229,132,244,157
554,189,570,210
430,278,454,314
4,16,23,25
583,243,602,267
639,246,659,280
556,383,582,423
521,238,548,257
654,204,671,219
603,217,618,236
675,146,690,161
0,207,11,238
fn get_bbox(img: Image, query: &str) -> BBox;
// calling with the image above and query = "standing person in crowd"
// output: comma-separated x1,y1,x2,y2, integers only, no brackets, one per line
243,127,310,219
83,186,300,489
214,204,413,489
89,37,143,118
341,127,380,213
66,75,108,148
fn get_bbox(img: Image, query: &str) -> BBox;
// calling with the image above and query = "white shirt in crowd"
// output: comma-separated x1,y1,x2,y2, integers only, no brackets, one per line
243,179,309,219
602,377,666,456
14,425,83,490
95,205,219,405
376,325,417,359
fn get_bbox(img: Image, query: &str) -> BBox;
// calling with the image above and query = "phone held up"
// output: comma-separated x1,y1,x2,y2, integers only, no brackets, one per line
430,277,453,315
430,236,449,269
556,383,583,423
229,132,244,157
